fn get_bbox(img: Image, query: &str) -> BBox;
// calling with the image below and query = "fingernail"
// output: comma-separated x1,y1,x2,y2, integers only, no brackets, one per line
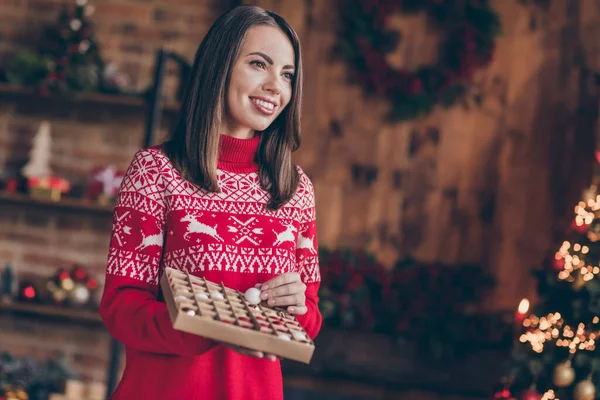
268,299,275,305
261,292,269,299
261,284,269,290
289,307,295,313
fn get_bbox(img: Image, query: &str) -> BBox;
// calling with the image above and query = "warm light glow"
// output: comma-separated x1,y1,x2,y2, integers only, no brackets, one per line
518,299,530,314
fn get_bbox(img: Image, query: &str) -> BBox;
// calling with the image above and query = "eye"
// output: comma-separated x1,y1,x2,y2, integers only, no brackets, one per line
250,60,266,69
283,72,294,81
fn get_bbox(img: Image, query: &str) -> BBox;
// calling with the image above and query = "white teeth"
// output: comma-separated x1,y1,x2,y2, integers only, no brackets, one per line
252,98,274,111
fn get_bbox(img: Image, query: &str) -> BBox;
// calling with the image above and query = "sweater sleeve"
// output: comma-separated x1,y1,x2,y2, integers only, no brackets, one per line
294,173,322,340
100,148,217,356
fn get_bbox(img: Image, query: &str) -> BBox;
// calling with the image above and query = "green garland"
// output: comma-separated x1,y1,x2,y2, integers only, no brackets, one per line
338,0,501,121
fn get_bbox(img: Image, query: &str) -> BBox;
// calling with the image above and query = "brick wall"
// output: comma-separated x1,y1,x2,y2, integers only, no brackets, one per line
0,0,233,387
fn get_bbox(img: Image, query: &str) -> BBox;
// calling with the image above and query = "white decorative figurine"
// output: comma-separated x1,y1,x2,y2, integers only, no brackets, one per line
22,120,52,179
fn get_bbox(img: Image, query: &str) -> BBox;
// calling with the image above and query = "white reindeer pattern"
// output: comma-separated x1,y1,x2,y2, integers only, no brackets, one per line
297,230,316,253
135,231,163,251
273,222,297,246
181,214,223,242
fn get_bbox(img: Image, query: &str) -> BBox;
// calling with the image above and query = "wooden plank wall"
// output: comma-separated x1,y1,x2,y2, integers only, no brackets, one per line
246,0,600,310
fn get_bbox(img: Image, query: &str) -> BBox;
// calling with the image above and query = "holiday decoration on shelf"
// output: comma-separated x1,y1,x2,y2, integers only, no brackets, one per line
2,0,131,94
86,165,124,204
45,265,99,309
317,248,498,359
337,0,501,121
0,351,78,399
21,121,71,201
496,182,600,399
21,121,52,179
17,281,39,303
0,264,17,302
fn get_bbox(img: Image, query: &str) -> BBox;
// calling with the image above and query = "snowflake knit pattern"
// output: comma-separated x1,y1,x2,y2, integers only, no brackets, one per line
100,133,322,400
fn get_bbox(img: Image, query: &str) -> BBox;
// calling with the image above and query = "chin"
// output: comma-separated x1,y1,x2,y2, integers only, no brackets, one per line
248,117,276,132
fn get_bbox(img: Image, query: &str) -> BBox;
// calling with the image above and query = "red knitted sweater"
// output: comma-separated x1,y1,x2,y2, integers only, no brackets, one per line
100,133,322,400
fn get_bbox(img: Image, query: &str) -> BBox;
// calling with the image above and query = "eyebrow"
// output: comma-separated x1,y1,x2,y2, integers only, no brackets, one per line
247,51,295,71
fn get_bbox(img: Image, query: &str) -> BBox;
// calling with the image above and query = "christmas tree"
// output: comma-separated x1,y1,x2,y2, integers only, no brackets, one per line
496,183,600,400
38,0,103,93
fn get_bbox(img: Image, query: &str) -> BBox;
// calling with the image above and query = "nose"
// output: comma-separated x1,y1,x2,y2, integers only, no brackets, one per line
263,74,282,96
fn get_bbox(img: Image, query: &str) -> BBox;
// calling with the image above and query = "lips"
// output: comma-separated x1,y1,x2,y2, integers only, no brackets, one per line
250,97,277,116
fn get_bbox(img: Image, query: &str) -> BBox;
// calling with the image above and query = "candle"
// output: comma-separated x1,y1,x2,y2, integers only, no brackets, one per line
516,298,530,325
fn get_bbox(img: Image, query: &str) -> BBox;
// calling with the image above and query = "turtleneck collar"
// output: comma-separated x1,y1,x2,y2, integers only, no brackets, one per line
218,133,260,173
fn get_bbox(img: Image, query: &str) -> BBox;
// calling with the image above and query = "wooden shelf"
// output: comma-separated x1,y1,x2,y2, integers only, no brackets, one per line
0,82,180,114
0,191,114,216
0,299,103,324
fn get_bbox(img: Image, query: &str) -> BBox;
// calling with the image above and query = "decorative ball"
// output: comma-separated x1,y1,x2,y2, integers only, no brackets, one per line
60,277,74,291
587,218,600,242
590,218,600,234
19,282,37,302
291,331,307,341
553,361,576,387
195,292,209,300
210,291,224,300
520,389,541,400
51,288,68,305
71,265,87,282
244,287,261,305
277,333,291,341
574,380,596,400
68,283,90,307
493,388,513,399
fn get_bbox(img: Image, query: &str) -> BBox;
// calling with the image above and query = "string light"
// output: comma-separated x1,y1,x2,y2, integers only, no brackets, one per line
555,241,600,282
520,312,599,353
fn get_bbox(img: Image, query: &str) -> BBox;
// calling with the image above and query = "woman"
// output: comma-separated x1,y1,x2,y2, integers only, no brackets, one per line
100,5,322,400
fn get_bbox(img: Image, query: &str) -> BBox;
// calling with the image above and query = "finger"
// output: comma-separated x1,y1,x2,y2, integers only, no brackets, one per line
261,282,305,300
265,353,278,361
287,305,308,315
260,272,301,290
226,344,263,358
267,293,305,307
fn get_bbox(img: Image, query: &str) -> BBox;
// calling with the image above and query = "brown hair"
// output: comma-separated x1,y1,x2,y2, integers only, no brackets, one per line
162,5,302,211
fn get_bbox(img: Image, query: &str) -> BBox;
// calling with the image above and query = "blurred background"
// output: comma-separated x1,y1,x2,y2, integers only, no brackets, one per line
1,0,600,399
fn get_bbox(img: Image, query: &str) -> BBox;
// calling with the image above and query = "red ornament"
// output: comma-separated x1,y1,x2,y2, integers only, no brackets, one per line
5,178,17,193
72,265,88,282
521,389,541,400
466,40,477,52
553,256,566,270
86,277,98,290
19,282,37,302
409,78,423,94
571,220,589,234
58,269,71,281
494,388,513,399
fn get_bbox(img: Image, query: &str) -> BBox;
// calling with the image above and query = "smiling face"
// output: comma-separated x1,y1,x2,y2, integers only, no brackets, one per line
222,25,296,139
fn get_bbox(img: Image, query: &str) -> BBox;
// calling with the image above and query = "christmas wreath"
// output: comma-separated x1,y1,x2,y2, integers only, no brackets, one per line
338,0,501,121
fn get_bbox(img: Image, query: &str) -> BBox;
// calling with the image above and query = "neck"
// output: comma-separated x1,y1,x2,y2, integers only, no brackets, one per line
218,133,260,174
220,117,255,139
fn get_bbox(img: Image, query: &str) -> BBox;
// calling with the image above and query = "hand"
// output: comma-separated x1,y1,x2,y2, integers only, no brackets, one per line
224,343,277,361
259,272,307,315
